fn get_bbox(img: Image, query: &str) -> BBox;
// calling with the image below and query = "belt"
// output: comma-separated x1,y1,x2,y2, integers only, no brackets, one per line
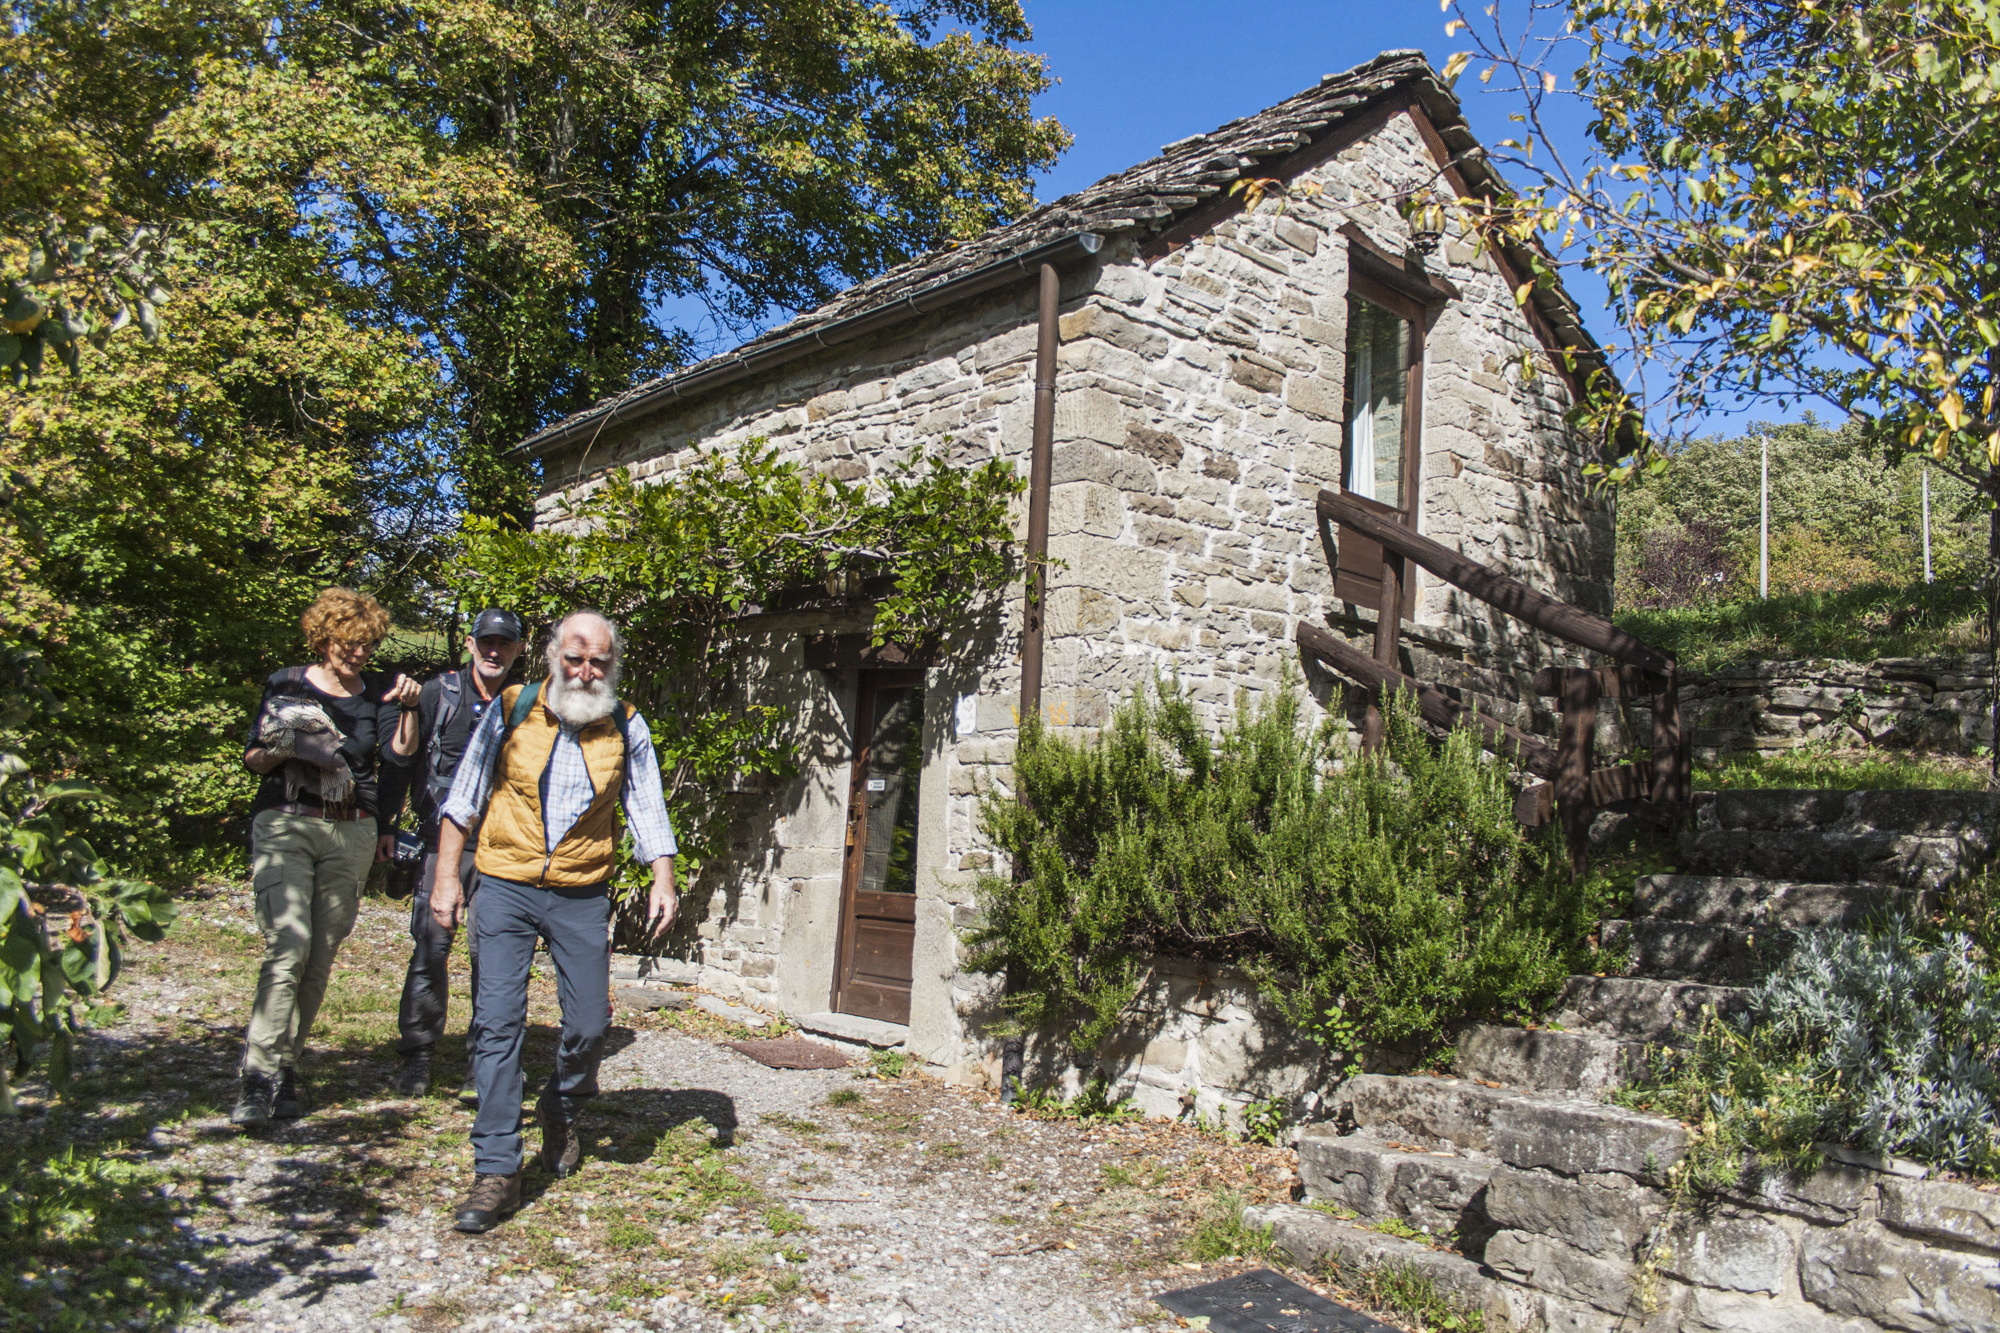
269,801,372,822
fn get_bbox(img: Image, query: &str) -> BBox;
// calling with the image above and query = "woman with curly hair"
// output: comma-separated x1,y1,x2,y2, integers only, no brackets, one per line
232,587,421,1127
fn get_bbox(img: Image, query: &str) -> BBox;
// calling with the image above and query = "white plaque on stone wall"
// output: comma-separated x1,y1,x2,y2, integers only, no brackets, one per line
955,693,979,737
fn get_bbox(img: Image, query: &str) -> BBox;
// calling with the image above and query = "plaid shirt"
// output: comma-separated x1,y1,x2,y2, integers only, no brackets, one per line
441,696,678,866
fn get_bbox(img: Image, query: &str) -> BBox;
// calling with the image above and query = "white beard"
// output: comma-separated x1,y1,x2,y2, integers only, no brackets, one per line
545,672,618,727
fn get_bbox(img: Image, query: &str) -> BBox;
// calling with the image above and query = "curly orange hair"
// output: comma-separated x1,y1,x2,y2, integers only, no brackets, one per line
300,587,392,656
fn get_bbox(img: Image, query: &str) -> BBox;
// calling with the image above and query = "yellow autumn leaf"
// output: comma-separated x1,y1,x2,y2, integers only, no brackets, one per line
1941,393,1968,430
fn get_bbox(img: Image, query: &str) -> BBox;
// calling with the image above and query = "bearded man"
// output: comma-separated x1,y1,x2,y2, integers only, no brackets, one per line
429,610,679,1233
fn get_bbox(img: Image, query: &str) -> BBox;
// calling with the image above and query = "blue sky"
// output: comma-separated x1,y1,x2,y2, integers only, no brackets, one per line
1018,1,1805,439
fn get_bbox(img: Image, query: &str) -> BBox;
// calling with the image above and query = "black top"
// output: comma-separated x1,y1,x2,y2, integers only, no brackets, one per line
245,667,407,833
375,666,504,843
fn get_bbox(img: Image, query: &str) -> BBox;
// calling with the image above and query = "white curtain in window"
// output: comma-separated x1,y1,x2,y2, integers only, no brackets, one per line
1347,344,1375,499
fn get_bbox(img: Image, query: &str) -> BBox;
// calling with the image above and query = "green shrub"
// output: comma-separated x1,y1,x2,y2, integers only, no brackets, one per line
1618,920,2000,1181
964,678,1613,1060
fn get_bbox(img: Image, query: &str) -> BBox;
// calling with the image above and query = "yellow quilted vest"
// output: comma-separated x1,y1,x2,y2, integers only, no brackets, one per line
473,684,629,889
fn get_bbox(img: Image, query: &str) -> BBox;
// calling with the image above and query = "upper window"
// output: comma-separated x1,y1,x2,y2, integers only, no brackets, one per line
1343,295,1414,510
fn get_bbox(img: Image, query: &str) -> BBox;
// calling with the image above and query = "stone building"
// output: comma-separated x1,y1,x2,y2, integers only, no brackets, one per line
515,51,1617,1080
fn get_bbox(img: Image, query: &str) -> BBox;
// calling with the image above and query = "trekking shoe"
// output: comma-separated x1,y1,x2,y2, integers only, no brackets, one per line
230,1073,276,1128
457,1066,479,1109
393,1047,434,1097
273,1069,305,1121
537,1093,582,1179
451,1172,522,1234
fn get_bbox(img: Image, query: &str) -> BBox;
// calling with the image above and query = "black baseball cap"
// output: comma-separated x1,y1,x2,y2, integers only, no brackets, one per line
469,608,523,642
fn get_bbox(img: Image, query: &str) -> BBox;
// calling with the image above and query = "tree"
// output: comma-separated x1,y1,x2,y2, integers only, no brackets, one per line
155,0,1071,520
1440,0,2000,752
1443,1,2000,493
2,0,1069,873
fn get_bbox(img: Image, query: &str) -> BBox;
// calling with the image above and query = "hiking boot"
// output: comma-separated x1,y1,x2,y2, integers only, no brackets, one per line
230,1073,276,1128
393,1047,434,1098
537,1093,582,1179
273,1069,306,1121
451,1172,522,1234
456,1066,479,1109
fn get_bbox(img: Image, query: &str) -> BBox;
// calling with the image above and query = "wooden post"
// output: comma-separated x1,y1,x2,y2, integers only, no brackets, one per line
1556,667,1599,876
1362,550,1404,751
1651,664,1685,813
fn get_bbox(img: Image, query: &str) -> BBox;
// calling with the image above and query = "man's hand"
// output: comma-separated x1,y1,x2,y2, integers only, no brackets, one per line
376,833,397,863
431,872,464,930
432,817,471,930
645,858,678,939
386,673,422,707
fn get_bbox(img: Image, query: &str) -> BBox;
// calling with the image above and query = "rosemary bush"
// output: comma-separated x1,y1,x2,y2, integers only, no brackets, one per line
1620,920,2000,1181
964,678,1610,1058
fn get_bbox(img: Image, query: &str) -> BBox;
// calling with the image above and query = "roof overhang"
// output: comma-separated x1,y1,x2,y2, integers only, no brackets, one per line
514,231,1105,460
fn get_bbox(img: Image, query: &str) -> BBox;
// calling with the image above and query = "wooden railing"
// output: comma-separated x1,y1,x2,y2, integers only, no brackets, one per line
1297,488,1689,874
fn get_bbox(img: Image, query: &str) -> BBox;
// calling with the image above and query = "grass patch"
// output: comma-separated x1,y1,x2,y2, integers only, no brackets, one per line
0,1141,207,1332
761,1204,811,1235
1695,748,1987,791
1182,1192,1275,1263
1331,1258,1485,1332
862,1049,913,1080
1015,1075,1146,1125
824,1088,862,1109
1615,579,1983,672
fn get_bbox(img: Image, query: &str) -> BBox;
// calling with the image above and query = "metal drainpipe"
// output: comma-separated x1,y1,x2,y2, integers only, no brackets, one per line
1001,261,1061,1106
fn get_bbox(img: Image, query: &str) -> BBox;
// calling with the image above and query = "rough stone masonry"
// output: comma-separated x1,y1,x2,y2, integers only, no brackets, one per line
525,57,1616,1091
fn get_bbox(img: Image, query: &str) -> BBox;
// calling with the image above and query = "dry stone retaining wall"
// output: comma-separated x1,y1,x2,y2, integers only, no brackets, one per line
1255,1128,2000,1332
1673,655,1996,760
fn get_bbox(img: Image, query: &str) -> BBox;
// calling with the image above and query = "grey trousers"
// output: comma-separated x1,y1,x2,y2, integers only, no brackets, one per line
241,809,374,1077
469,873,612,1175
395,842,481,1054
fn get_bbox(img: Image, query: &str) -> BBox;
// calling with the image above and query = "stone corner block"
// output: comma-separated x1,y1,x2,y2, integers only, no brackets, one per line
1489,1098,1687,1179
1882,1176,2000,1255
1802,1222,2000,1333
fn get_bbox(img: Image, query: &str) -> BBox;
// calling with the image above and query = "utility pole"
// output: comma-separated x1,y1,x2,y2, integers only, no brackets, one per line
1759,434,1770,600
1923,464,1934,584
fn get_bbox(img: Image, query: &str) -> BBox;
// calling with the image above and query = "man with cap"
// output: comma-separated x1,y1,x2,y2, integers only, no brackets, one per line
380,607,526,1099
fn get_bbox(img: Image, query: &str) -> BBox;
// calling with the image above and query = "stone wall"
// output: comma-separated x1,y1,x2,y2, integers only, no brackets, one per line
531,106,1616,1067
1669,655,1997,760
1257,1119,2000,1333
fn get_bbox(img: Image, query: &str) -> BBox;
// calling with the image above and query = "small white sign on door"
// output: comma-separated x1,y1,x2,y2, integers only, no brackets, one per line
955,692,979,736
866,778,887,792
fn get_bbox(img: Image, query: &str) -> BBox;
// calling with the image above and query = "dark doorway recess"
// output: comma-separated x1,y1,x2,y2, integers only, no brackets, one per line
832,671,924,1024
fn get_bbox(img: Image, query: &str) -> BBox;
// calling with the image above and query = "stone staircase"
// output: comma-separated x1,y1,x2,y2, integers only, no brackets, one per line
1247,789,2000,1333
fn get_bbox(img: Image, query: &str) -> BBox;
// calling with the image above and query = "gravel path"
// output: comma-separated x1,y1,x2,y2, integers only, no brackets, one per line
3,887,1306,1333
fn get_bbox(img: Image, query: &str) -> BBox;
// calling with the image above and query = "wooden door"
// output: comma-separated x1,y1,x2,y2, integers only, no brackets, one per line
832,671,925,1024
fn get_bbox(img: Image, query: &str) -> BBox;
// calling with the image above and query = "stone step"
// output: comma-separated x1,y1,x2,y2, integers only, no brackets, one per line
1452,1024,1647,1094
1296,1128,1498,1244
1631,873,1913,928
1601,918,1764,981
1694,788,2000,838
1550,974,1744,1042
1331,1073,1688,1178
1242,1203,1505,1324
1675,827,1925,886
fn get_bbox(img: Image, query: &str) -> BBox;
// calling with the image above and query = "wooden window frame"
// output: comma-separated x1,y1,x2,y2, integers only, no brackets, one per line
1336,275,1428,617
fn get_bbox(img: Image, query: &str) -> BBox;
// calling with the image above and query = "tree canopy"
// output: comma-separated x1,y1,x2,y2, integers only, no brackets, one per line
1444,0,2000,502
1,0,1067,875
